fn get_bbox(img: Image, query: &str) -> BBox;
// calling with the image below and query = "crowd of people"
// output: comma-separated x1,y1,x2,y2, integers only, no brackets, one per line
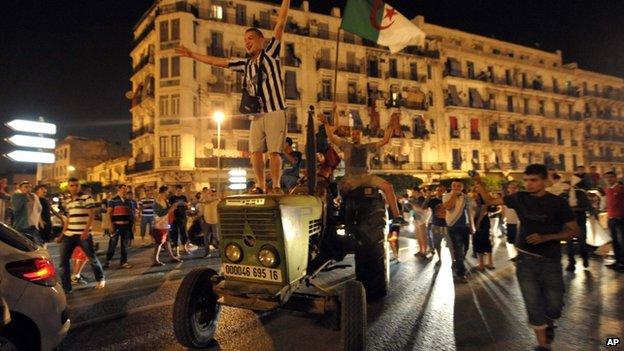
391,164,624,350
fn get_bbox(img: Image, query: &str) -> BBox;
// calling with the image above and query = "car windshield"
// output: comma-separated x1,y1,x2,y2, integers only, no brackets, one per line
0,222,37,252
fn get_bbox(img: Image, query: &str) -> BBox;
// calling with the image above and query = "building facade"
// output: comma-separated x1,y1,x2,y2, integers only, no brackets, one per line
39,136,126,186
127,0,624,190
86,156,131,186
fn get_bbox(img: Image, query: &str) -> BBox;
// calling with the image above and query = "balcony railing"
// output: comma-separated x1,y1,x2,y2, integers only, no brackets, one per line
338,62,363,74
370,161,447,172
195,157,251,168
586,155,624,163
126,160,154,175
489,133,556,144
133,55,154,74
587,134,624,142
157,1,198,17
470,132,481,140
385,71,420,82
160,158,180,167
130,124,155,139
317,92,366,105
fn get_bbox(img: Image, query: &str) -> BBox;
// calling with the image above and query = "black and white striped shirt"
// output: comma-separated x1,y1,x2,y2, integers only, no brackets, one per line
65,195,96,236
139,197,155,216
228,37,286,113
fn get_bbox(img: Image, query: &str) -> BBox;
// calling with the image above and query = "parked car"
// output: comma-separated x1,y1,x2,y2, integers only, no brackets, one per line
0,222,70,350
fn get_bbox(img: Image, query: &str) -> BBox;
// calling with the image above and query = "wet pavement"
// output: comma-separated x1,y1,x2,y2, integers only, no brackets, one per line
52,233,624,351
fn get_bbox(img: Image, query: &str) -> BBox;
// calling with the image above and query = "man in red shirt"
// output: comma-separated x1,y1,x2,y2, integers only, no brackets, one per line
604,171,624,272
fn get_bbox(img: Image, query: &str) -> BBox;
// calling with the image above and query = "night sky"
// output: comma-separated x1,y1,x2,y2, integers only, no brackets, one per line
1,0,623,173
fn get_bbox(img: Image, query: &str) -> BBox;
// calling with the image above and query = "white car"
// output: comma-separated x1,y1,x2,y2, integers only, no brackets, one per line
0,222,70,350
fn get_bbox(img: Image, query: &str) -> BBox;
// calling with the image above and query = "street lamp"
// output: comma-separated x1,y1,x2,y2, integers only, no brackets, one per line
213,111,225,195
67,165,76,172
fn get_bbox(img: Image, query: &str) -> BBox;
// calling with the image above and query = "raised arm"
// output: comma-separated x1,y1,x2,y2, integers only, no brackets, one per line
322,118,343,146
375,125,394,148
471,173,504,206
273,0,291,41
175,45,230,68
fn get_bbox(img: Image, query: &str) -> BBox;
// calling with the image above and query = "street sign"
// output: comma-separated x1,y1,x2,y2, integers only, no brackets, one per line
6,135,56,149
228,169,247,191
6,119,57,135
5,150,55,164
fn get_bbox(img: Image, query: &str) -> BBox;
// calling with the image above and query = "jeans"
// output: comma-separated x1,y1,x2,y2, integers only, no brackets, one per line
567,214,588,265
515,253,565,328
201,221,220,253
608,218,624,265
448,226,470,276
59,234,104,292
169,218,188,246
106,226,132,264
430,225,450,258
281,174,299,190
140,216,153,239
20,226,43,246
506,223,518,244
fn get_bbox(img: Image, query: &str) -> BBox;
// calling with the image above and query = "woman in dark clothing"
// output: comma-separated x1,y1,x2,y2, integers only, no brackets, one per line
472,192,494,270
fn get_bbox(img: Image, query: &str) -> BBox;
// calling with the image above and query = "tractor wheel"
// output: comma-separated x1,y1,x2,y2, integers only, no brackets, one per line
340,280,367,351
354,200,389,300
173,268,221,349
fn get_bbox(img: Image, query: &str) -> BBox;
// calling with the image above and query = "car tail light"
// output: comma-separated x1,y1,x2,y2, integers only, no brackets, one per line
6,258,57,287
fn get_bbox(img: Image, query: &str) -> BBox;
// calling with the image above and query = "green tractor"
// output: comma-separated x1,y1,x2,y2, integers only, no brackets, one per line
173,108,390,350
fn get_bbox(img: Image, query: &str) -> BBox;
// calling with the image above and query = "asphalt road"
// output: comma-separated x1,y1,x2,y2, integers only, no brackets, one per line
51,234,624,351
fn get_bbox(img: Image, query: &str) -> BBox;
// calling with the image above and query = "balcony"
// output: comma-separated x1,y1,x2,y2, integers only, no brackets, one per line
130,124,155,139
571,140,579,146
338,62,363,74
367,69,381,78
587,134,624,143
160,158,180,167
318,93,366,105
489,133,556,144
450,130,460,139
131,21,154,51
586,155,624,163
316,60,333,70
132,55,154,75
160,117,181,126
157,1,198,17
471,132,481,140
282,56,301,67
195,157,251,168
385,71,420,82
370,161,447,172
126,160,154,175
288,124,302,133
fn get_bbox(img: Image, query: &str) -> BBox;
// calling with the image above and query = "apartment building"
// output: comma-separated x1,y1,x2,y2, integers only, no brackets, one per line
127,0,624,190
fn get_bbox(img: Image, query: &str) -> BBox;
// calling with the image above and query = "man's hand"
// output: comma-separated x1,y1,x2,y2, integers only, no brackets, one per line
80,230,89,241
175,45,193,58
55,234,63,243
526,233,546,245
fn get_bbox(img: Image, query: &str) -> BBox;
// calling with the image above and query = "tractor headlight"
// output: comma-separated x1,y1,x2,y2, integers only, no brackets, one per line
225,243,243,263
258,245,280,268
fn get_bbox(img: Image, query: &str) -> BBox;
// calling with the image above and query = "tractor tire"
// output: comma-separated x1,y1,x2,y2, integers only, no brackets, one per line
340,280,367,351
173,268,221,349
354,201,389,300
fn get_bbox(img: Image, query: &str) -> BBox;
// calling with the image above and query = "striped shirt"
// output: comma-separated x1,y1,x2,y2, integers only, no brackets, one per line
139,197,155,216
228,37,286,113
109,196,135,226
65,195,96,236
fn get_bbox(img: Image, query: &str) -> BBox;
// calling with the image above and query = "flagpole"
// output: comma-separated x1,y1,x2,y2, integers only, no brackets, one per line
332,28,341,127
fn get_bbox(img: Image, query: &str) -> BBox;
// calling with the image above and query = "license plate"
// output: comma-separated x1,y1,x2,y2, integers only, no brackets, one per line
222,264,282,283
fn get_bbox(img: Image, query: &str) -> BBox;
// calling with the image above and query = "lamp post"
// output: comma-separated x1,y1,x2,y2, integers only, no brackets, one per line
213,111,225,196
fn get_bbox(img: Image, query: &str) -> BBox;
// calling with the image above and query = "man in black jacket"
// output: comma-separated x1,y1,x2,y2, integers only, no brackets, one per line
34,185,52,243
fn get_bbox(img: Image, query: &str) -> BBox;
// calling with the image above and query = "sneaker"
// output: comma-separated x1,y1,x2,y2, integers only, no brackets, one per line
392,217,409,226
95,280,106,289
120,263,133,269
71,275,89,285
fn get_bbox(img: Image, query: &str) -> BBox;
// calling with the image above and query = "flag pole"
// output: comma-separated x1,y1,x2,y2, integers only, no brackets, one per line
332,28,341,127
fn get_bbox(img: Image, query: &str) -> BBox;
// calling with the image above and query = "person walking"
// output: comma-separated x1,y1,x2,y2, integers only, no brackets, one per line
176,0,291,194
473,164,579,350
35,185,52,243
603,171,624,272
199,188,220,258
105,184,136,269
503,181,520,260
168,185,196,254
443,180,475,283
126,192,139,247
11,181,43,245
563,177,593,272
423,185,452,267
138,189,155,246
56,178,105,293
151,186,182,266
471,191,494,271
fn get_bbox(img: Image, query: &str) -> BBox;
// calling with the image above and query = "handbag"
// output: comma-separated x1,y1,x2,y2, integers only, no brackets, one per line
239,58,263,114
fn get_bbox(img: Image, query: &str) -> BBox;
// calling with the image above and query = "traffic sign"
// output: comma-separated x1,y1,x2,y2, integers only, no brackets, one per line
5,150,55,164
6,135,56,149
6,119,57,135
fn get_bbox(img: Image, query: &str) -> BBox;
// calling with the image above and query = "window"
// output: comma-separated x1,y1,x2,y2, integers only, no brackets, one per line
449,116,459,138
171,95,180,116
171,56,180,77
192,61,197,80
321,79,332,99
193,96,198,117
211,137,225,149
523,98,529,114
452,149,461,170
507,96,514,112
427,64,432,79
159,21,169,42
235,4,246,25
159,136,169,157
409,62,418,81
210,32,224,57
552,78,559,93
193,21,198,44
389,58,397,78
505,69,512,85
237,140,249,152
538,100,545,115
159,95,169,116
554,102,560,117
171,19,180,41
466,61,475,79
160,57,169,78
472,150,480,169
210,5,224,20
285,71,298,100
171,135,181,157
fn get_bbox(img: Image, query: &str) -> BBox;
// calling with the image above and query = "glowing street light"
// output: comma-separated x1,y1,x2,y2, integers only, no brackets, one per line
6,150,55,164
228,169,247,192
6,135,56,149
67,165,76,172
6,119,57,135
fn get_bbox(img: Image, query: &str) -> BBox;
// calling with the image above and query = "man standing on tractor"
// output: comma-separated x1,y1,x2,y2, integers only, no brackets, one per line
176,0,291,195
321,112,408,226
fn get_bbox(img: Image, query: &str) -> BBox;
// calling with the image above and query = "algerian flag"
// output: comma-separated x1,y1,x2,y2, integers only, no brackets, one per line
341,0,426,54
